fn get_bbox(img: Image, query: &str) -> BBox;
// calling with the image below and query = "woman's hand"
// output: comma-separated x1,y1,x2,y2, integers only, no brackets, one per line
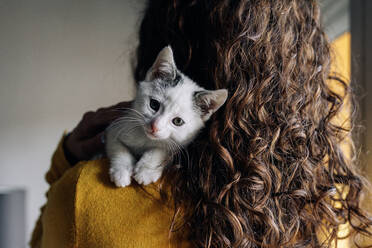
63,101,131,165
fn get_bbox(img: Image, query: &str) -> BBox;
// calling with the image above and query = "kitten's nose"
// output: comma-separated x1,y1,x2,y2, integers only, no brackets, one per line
150,122,158,133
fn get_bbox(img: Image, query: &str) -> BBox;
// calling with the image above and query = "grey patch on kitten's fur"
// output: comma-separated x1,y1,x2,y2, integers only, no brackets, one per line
157,71,183,89
168,72,183,87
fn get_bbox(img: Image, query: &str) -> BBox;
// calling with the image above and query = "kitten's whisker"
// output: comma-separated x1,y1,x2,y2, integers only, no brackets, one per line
108,123,141,134
110,116,144,125
108,117,145,131
175,142,189,168
112,123,144,141
166,143,180,167
110,119,143,127
114,107,145,119
167,139,189,169
110,120,142,127
114,116,142,121
165,143,174,161
116,124,143,139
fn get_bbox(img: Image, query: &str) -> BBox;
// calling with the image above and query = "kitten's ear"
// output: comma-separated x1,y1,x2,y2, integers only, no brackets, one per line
145,46,176,81
194,89,228,121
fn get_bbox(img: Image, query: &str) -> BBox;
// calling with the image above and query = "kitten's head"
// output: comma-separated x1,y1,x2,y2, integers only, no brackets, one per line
134,46,228,146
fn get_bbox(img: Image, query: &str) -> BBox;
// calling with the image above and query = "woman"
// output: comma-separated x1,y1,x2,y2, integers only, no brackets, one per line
31,0,372,247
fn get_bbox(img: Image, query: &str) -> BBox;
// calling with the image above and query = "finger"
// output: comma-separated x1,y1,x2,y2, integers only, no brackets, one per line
93,109,124,126
76,110,123,139
87,102,135,131
75,102,133,139
108,101,134,113
80,132,106,160
114,101,132,109
88,101,133,126
97,101,132,113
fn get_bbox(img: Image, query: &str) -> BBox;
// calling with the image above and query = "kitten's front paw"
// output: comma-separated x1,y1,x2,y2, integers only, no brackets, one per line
109,167,132,187
133,165,162,185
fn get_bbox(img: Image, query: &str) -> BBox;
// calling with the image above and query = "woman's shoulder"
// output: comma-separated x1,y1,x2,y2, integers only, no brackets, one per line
72,158,168,205
43,158,186,247
72,159,178,246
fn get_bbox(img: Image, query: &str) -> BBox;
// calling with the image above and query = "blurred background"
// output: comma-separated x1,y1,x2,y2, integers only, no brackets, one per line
0,1,142,247
0,0,371,247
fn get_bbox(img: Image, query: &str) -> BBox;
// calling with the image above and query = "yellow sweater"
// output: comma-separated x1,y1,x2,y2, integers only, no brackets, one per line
30,135,190,248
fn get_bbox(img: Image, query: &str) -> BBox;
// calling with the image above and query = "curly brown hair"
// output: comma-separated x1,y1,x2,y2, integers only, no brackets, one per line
134,0,372,247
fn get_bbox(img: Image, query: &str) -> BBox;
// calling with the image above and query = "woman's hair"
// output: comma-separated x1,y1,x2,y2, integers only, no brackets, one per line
134,0,372,247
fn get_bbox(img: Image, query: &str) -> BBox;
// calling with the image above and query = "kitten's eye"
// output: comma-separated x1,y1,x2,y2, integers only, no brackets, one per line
172,117,184,126
150,98,160,112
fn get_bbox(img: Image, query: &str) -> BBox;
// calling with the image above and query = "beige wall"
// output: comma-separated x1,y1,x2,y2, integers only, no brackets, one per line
0,0,144,243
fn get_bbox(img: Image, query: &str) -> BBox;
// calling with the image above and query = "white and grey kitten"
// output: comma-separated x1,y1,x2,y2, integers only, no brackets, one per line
105,46,228,187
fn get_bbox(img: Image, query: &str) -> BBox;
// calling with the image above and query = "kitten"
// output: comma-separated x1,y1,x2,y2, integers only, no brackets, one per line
105,46,228,187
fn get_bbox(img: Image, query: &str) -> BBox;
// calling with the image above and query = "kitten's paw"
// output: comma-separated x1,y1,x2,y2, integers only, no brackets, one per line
109,167,132,187
133,169,162,185
133,167,162,185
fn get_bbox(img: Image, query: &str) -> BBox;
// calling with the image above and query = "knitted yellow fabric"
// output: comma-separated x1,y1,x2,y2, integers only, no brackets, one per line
30,135,190,248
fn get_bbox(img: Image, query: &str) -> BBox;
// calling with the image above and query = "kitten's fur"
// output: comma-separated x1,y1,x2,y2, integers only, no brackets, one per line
105,46,228,187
